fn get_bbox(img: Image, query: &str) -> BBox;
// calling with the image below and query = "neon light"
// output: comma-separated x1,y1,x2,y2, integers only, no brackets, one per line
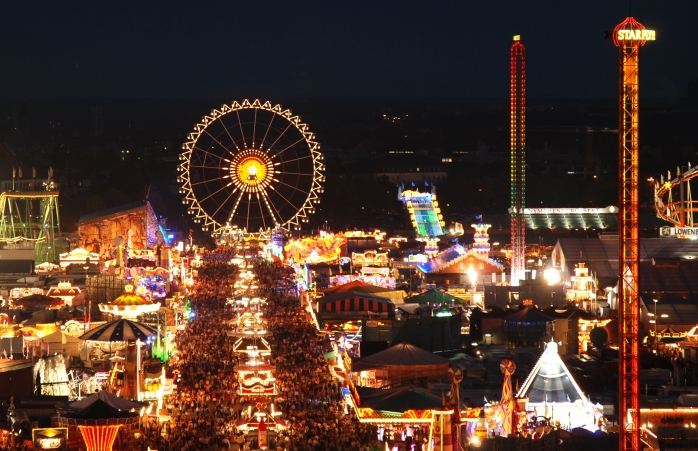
78,425,122,451
510,36,526,286
617,29,655,41
612,16,654,451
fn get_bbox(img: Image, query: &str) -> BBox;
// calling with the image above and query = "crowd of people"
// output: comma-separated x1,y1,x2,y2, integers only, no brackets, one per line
143,248,379,451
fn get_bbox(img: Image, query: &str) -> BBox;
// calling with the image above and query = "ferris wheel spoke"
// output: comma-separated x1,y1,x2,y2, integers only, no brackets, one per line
202,130,237,157
210,186,240,219
264,121,294,154
225,190,246,224
246,193,252,230
256,193,268,230
276,155,312,165
192,175,230,186
252,109,258,149
236,110,248,150
268,185,301,214
270,137,307,159
192,146,229,163
277,172,313,177
198,182,234,204
216,115,243,154
275,179,310,196
258,112,275,152
188,164,228,170
260,189,281,225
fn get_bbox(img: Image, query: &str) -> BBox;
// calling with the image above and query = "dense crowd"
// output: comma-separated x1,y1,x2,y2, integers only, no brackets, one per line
142,250,378,451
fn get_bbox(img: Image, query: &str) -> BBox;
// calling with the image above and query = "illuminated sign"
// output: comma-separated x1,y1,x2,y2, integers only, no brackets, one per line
660,227,698,239
33,428,68,451
617,29,655,41
40,438,62,449
510,206,618,215
408,254,428,263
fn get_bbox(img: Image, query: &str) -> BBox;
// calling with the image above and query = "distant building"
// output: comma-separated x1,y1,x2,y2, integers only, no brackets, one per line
77,200,164,259
350,155,448,184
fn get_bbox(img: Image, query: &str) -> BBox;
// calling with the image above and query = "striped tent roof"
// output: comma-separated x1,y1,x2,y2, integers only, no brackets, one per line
319,290,395,313
79,319,157,342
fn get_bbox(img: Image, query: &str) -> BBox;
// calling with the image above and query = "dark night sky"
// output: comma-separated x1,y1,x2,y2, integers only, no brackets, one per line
1,1,696,100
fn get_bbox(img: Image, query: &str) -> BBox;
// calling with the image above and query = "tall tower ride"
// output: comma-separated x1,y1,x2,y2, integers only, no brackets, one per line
510,35,526,286
611,17,655,451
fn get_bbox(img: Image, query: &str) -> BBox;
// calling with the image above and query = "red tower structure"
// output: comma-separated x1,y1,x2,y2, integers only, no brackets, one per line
611,17,655,451
510,35,526,286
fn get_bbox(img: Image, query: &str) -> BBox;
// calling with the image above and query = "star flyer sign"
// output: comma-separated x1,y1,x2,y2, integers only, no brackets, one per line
660,227,698,239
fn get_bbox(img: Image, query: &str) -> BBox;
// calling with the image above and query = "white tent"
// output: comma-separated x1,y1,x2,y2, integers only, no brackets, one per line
42,330,83,358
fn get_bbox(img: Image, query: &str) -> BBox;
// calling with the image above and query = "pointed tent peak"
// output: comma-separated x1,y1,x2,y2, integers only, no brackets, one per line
545,339,559,355
516,339,587,404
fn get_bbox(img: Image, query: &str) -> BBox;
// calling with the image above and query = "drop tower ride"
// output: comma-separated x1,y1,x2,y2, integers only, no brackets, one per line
610,17,655,451
510,35,526,286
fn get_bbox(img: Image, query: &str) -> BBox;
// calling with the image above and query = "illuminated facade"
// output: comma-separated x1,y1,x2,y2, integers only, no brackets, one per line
78,425,121,451
471,216,491,258
612,16,655,451
510,35,526,286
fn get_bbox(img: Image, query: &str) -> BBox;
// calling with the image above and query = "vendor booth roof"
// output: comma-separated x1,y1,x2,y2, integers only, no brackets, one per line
321,280,391,295
516,341,586,404
504,308,554,324
319,290,394,313
320,280,390,295
15,294,63,308
357,384,457,412
406,289,463,306
56,390,146,411
351,342,448,372
63,399,139,420
79,319,157,342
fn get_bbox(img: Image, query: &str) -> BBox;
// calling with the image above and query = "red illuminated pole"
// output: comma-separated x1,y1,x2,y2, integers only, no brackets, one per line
611,17,655,451
510,36,525,286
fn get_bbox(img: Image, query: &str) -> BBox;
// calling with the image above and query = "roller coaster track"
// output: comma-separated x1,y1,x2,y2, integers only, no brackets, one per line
655,165,698,227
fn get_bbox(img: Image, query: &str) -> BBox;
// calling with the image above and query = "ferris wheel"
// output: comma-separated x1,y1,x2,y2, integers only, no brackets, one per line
178,99,325,235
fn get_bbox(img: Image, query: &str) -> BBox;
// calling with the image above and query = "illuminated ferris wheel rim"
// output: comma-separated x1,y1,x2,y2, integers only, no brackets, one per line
177,99,325,234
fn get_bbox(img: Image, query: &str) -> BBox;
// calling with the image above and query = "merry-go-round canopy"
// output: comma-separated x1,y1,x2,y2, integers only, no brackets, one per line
79,318,157,342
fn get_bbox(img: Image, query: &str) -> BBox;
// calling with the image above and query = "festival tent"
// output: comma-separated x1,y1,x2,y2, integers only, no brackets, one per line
321,281,388,295
356,384,454,412
351,343,449,384
42,330,83,358
321,281,406,304
515,341,600,430
405,289,465,306
14,294,63,310
318,290,395,314
56,390,146,412
62,398,140,420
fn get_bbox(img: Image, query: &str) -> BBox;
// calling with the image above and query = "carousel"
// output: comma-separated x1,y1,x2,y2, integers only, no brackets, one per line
98,284,161,320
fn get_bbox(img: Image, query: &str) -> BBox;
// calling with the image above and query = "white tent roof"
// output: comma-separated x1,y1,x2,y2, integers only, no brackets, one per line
516,341,587,404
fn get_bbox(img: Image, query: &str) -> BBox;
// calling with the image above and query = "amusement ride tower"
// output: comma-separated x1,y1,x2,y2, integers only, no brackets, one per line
510,35,526,286
610,17,655,451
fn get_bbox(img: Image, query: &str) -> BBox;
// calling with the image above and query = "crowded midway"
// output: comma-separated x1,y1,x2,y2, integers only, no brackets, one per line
143,246,378,451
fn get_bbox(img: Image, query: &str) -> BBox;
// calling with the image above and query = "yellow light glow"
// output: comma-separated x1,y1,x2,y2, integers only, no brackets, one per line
617,29,655,41
237,158,267,186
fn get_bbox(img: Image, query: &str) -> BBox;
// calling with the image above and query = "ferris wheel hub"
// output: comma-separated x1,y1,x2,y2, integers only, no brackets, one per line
230,150,274,193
